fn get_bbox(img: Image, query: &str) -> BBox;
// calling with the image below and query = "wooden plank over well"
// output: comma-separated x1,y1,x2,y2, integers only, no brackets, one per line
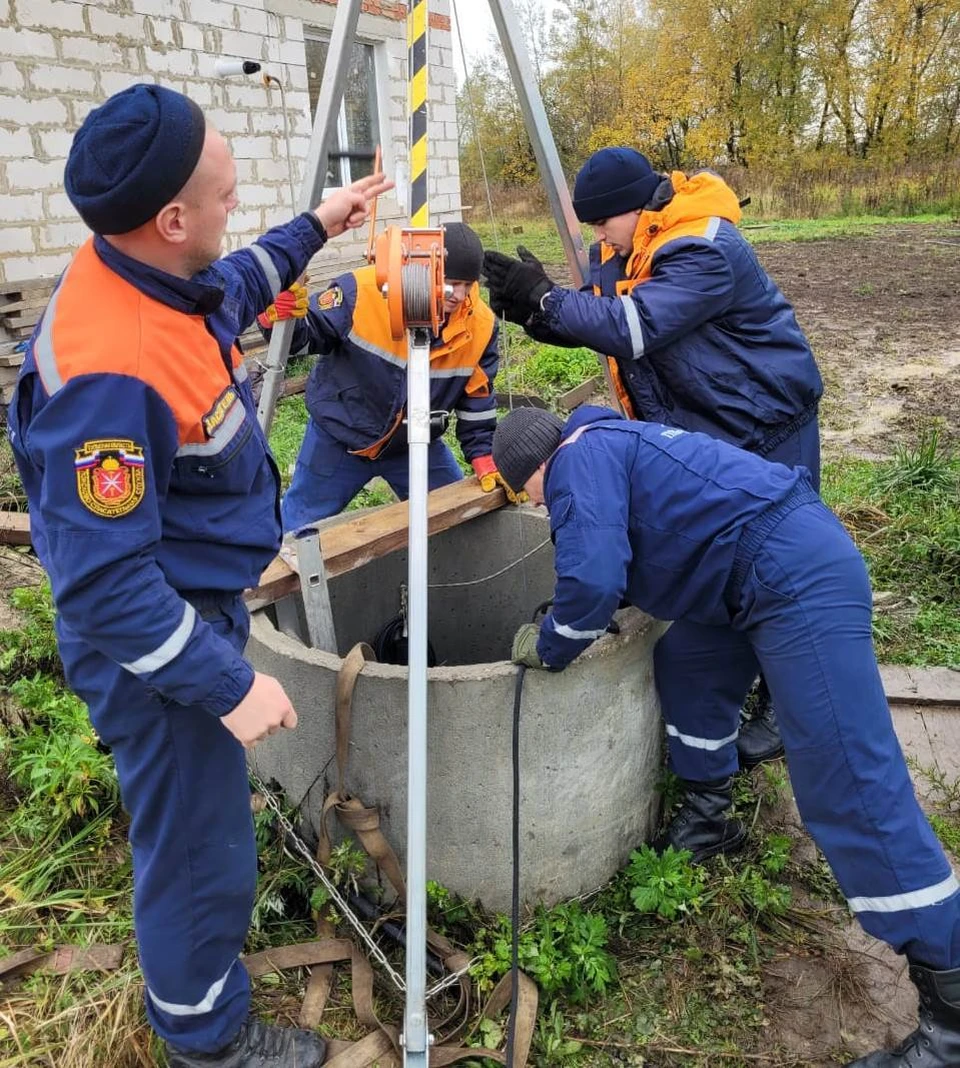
246,478,507,608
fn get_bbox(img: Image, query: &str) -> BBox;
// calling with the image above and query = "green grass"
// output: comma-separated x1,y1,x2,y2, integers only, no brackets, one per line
821,424,959,666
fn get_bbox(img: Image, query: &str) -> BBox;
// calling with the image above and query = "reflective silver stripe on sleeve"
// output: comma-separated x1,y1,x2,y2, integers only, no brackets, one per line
249,243,282,299
454,408,496,422
429,366,474,379
665,723,741,752
848,874,960,915
620,295,645,358
148,961,235,1017
233,361,248,383
348,331,407,369
175,398,247,459
704,216,721,241
551,619,608,640
121,602,196,675
34,265,73,395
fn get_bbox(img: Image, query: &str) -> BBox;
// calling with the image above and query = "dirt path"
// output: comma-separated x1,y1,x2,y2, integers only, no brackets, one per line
755,222,960,459
759,703,960,1065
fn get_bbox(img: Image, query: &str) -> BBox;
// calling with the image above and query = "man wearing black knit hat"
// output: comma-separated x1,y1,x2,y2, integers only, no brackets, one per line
8,82,393,1068
260,221,517,530
483,146,825,844
493,404,960,1068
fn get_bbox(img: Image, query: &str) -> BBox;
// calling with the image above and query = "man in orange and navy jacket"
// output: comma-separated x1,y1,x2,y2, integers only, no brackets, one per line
260,222,511,532
7,83,390,1068
483,147,823,863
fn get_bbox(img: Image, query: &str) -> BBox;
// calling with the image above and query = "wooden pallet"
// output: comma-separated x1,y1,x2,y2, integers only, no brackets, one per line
1,277,55,344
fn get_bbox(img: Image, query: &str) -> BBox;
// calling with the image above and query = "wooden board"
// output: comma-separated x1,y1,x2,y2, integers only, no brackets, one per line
0,511,31,546
557,375,603,412
246,477,507,608
1,481,508,587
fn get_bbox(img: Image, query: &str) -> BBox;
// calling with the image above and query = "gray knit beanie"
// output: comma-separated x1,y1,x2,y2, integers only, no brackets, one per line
492,408,564,494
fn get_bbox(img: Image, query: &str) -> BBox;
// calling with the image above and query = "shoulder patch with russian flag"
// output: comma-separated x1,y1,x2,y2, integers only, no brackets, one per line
74,438,146,518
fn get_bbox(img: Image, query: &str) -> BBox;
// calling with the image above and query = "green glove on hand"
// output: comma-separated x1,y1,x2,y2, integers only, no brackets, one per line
511,622,545,669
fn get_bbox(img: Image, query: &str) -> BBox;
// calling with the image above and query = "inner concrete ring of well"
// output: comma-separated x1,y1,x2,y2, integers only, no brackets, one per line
247,505,669,911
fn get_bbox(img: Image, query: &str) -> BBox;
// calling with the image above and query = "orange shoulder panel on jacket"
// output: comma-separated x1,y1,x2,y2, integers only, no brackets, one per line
46,240,232,445
351,264,409,360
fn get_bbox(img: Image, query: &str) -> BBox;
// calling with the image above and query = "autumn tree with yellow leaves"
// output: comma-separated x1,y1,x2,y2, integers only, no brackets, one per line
458,0,960,213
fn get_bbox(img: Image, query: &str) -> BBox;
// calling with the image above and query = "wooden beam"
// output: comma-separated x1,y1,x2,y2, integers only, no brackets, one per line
246,478,507,608
557,375,602,412
0,481,509,603
0,511,31,546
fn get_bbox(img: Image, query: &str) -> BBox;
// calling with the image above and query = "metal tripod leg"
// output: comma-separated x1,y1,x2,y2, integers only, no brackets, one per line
256,0,366,437
486,0,621,409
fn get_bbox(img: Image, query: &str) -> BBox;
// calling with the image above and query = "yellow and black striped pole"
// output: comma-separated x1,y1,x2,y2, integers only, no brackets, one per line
407,0,428,226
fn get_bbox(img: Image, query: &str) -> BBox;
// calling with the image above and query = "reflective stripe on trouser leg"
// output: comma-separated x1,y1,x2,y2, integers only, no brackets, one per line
61,603,257,1053
654,620,759,780
739,501,960,969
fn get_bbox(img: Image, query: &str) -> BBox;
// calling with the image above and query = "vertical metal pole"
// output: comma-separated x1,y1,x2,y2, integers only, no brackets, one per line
485,0,619,407
256,0,366,435
485,0,587,284
404,2,430,1063
403,324,431,1067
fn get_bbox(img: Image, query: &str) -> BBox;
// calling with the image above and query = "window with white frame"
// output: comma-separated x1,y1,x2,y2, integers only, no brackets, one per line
304,33,381,188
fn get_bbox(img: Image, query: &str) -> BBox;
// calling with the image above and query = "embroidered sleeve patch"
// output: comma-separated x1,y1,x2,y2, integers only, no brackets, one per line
202,386,240,438
74,439,146,518
317,285,344,311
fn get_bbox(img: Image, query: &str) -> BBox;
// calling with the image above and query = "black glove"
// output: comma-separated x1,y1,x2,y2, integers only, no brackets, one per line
482,245,555,325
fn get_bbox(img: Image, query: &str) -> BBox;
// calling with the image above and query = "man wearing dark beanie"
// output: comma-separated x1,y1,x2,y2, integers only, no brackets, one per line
259,220,519,531
483,145,824,840
495,404,960,1068
7,82,393,1068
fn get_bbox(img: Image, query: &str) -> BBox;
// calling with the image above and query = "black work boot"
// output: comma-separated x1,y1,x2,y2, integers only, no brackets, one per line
652,777,747,864
845,963,960,1066
736,696,785,769
165,1017,327,1067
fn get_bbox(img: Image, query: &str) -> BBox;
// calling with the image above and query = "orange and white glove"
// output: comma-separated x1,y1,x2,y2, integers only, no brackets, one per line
257,281,309,328
471,455,528,504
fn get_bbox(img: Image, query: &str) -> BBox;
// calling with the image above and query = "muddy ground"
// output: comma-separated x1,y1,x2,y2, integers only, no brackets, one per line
550,220,960,460
755,222,960,459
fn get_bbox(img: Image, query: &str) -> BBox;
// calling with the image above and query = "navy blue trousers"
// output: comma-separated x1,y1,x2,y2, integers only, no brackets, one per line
281,416,463,533
58,596,255,1054
664,496,960,967
656,416,821,775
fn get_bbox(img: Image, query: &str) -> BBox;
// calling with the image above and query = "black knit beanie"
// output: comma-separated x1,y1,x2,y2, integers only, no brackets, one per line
493,408,564,494
442,222,483,282
572,147,660,223
66,83,206,235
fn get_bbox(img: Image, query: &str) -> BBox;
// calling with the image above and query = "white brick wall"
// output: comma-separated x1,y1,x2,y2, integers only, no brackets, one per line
0,0,463,289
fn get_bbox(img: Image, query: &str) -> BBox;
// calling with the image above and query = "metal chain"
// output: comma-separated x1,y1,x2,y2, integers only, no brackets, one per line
425,957,478,999
249,769,406,992
250,769,482,1003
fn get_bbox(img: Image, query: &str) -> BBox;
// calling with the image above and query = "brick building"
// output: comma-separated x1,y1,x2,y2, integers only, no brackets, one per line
0,0,463,295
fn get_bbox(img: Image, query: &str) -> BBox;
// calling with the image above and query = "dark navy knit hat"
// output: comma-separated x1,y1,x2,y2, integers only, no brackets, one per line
443,222,483,282
493,408,564,494
572,147,660,223
65,83,206,235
